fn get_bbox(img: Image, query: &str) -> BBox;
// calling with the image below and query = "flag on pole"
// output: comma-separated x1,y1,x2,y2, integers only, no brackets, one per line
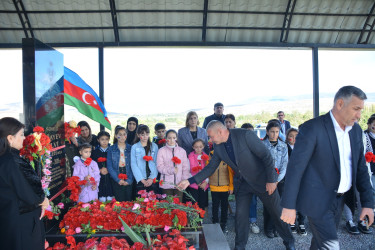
64,67,111,130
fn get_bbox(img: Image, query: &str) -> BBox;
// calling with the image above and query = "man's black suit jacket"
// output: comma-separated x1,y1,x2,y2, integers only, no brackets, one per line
281,113,374,218
192,128,277,193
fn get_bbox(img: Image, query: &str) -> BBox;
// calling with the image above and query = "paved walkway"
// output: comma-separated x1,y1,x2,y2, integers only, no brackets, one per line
203,195,375,250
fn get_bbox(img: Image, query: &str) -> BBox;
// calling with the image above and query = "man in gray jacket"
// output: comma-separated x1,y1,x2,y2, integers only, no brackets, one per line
178,121,295,250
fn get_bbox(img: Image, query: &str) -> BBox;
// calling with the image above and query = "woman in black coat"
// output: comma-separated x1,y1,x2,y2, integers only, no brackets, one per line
0,117,49,250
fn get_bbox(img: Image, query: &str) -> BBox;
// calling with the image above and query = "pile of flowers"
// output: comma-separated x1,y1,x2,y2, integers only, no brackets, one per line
64,120,81,143
20,126,53,196
59,191,204,233
47,229,195,250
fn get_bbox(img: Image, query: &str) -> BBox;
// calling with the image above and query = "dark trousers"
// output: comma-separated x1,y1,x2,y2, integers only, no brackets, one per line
308,195,344,250
263,180,285,232
235,179,294,250
111,179,133,202
211,191,229,224
187,187,209,209
297,211,306,226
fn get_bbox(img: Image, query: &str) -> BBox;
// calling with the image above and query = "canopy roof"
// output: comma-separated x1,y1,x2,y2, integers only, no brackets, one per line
1,0,375,48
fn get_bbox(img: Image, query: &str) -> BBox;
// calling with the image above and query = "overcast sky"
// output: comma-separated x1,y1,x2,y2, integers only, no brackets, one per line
1,47,375,115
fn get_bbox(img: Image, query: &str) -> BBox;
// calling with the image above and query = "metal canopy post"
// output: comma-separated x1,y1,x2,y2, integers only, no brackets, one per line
312,47,319,118
99,46,105,131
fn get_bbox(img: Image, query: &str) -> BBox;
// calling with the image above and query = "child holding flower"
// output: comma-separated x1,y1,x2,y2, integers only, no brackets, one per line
72,143,100,203
107,125,134,202
131,125,159,194
157,129,190,202
187,138,209,210
91,131,113,202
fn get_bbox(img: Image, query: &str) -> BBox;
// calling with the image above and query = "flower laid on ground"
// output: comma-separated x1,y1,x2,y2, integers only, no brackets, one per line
143,155,153,161
20,126,52,196
118,173,128,180
59,191,204,234
64,121,81,144
172,156,181,164
46,230,195,250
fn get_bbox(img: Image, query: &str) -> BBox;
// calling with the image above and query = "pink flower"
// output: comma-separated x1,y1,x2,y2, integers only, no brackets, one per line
75,227,81,233
57,203,64,209
43,169,52,175
132,203,140,210
143,198,149,203
42,183,48,189
82,203,91,209
46,205,52,211
164,225,170,232
121,226,125,232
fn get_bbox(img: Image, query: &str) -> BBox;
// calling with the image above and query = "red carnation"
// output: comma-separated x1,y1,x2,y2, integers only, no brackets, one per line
118,173,128,180
66,236,76,248
158,139,166,145
172,156,181,164
192,166,202,172
97,157,107,163
51,242,66,250
33,126,44,133
201,154,209,161
84,158,92,166
153,178,158,184
159,180,164,186
365,152,374,163
89,177,96,186
143,155,153,161
275,168,280,175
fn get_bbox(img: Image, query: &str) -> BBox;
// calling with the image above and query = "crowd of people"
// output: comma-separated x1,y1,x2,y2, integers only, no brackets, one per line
0,86,374,249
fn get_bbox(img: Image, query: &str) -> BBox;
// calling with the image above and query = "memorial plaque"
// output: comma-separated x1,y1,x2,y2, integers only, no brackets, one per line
22,38,66,197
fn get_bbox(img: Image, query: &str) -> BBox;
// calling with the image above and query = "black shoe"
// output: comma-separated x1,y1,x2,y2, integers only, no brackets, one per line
265,231,274,238
220,223,228,233
273,230,279,237
345,221,360,235
290,224,297,233
298,224,307,236
358,220,373,234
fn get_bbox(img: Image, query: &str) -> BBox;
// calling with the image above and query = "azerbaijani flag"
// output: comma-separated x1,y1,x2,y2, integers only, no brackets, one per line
64,67,111,130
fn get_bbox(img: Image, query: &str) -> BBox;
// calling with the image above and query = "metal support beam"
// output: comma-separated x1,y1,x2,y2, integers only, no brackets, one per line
109,0,120,43
202,0,209,42
18,0,34,38
312,47,319,118
280,0,297,42
12,0,29,38
99,46,105,131
2,41,375,49
357,2,375,44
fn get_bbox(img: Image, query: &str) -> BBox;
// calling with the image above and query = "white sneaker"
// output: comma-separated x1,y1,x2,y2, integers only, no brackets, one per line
250,222,260,234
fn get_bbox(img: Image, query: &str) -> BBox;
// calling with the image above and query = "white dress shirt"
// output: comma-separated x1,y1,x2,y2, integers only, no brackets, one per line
330,111,352,193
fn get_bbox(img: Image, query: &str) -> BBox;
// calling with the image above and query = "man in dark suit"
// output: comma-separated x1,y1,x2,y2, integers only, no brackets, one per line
281,86,374,249
178,121,295,250
202,102,226,129
278,111,291,134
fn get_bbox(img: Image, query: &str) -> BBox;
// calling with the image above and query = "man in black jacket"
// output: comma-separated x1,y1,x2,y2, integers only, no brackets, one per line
281,86,374,249
178,121,295,250
202,102,226,129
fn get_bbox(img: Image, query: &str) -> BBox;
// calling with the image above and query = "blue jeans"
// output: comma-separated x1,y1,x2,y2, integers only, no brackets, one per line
249,195,257,223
